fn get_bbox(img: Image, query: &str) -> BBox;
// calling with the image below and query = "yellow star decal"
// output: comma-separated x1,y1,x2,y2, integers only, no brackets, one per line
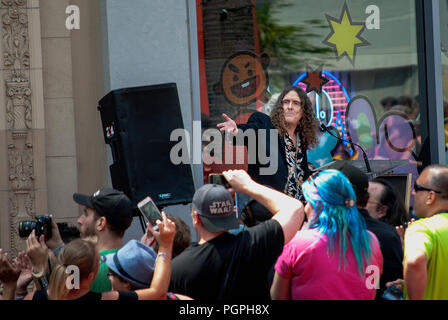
323,3,370,65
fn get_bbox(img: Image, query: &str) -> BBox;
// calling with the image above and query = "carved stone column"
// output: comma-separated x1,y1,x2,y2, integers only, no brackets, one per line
2,0,37,256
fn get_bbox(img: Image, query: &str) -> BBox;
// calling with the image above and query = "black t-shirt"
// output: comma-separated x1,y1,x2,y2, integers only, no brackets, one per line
359,209,404,299
169,219,284,300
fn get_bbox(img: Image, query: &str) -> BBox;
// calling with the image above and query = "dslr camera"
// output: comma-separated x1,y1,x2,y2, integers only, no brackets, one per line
18,215,52,239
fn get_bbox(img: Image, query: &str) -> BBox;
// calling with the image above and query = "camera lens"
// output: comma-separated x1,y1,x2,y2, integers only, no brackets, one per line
18,221,37,238
35,215,52,239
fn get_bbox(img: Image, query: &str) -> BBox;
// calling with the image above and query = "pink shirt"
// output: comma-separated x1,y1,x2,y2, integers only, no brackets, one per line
275,229,383,300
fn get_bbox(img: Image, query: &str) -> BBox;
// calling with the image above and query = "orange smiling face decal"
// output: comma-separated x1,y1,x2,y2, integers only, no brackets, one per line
215,51,269,106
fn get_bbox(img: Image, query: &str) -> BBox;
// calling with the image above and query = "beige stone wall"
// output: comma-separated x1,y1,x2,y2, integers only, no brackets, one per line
0,0,106,252
70,0,108,198
41,0,78,229
0,0,48,255
40,0,107,230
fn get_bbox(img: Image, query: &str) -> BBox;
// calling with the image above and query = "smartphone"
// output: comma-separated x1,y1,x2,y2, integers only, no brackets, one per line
209,173,231,188
137,196,162,227
381,285,403,300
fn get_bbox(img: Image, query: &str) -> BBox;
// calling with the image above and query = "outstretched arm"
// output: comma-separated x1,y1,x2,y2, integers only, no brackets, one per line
102,212,175,300
223,170,304,244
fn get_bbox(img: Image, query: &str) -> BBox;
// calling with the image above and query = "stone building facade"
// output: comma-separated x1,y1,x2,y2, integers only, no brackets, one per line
0,0,107,254
0,0,201,252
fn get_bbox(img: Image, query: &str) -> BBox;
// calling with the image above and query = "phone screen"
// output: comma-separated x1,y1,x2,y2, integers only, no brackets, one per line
209,174,230,188
381,285,403,300
138,197,162,226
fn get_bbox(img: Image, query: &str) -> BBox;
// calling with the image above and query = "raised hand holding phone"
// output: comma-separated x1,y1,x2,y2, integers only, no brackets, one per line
147,211,176,255
138,196,163,228
209,173,231,188
222,169,254,194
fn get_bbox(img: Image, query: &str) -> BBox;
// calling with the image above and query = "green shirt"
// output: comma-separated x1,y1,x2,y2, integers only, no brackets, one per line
90,248,119,293
404,212,448,300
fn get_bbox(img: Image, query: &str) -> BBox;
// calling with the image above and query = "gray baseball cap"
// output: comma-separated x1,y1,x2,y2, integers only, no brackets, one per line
192,184,239,233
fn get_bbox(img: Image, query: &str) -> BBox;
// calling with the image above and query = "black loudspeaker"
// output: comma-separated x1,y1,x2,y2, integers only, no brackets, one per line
98,83,195,209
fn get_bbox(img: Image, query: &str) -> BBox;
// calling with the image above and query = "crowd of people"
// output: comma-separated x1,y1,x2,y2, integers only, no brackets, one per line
0,86,447,301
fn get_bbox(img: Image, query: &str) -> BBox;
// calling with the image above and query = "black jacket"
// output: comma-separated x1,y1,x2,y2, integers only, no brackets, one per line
236,112,311,192
359,209,404,299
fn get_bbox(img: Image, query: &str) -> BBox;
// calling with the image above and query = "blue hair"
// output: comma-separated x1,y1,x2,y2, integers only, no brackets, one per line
302,169,373,276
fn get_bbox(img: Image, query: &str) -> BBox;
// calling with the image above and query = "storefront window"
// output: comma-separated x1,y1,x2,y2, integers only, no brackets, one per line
197,0,423,185
440,0,448,164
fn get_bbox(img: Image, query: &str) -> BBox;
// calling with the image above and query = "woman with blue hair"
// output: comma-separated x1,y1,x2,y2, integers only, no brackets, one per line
270,169,383,300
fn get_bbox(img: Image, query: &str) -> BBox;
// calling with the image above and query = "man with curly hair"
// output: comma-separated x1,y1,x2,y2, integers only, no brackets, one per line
218,85,320,202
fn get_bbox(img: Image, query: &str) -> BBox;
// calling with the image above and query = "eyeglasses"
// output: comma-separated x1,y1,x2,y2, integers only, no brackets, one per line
413,183,441,194
367,200,382,206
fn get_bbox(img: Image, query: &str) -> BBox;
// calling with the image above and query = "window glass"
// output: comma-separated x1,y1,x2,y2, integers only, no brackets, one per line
197,0,423,187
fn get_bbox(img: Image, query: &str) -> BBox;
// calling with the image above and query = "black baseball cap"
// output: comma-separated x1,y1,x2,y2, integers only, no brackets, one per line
332,162,369,195
73,188,133,231
192,184,239,233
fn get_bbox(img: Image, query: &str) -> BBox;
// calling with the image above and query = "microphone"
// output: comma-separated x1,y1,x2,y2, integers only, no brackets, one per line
320,123,372,174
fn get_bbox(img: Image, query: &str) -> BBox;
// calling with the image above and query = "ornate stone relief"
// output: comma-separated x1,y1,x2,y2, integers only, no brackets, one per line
2,0,35,256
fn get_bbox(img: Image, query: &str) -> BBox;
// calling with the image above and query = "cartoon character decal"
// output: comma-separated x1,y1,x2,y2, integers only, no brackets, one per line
308,94,418,197
214,51,270,106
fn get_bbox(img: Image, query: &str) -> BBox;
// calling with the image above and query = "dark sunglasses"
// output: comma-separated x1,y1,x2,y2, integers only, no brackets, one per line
413,183,441,194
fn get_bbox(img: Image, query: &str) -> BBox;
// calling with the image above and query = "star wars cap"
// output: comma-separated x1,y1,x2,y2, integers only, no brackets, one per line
192,184,239,233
